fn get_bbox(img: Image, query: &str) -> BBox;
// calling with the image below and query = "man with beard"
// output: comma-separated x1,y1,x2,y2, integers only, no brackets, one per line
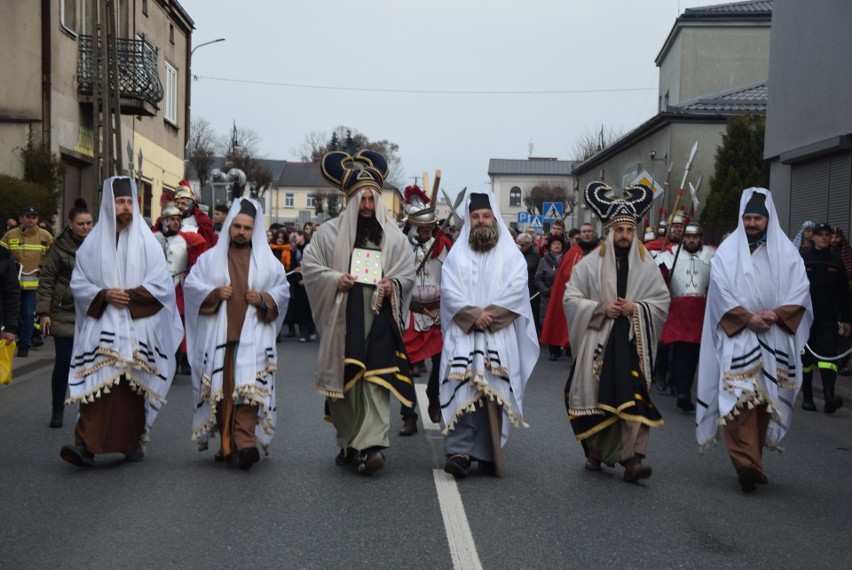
174,181,217,247
656,224,715,412
60,177,183,467
440,191,539,479
697,189,812,492
540,222,599,355
184,198,289,469
400,185,452,432
302,151,414,475
799,222,851,413
564,183,669,483
153,204,209,373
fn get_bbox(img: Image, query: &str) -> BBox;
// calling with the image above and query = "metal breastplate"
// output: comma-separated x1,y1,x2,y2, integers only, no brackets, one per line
414,239,442,290
181,215,199,233
667,249,713,297
163,234,189,286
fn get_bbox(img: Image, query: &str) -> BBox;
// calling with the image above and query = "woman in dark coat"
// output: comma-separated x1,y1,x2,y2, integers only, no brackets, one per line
288,230,316,342
535,236,564,360
36,199,93,428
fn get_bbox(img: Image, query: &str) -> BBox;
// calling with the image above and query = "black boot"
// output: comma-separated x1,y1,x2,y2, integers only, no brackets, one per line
823,379,844,414
801,376,816,411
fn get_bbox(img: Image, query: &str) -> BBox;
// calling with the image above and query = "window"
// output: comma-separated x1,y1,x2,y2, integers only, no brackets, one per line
509,186,522,207
306,195,316,208
170,24,175,44
60,0,78,36
142,0,148,16
164,62,178,125
285,193,295,208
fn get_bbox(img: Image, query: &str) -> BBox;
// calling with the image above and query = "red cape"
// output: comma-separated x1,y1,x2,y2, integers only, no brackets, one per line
539,244,589,346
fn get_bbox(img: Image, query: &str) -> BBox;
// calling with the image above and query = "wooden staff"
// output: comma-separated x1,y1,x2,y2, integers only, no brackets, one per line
486,399,504,477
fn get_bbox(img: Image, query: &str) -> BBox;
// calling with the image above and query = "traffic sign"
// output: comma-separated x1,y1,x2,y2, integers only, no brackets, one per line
542,202,564,221
529,215,543,230
517,211,529,224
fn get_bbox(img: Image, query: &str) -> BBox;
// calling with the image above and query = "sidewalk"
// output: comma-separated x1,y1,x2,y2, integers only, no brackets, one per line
5,336,57,385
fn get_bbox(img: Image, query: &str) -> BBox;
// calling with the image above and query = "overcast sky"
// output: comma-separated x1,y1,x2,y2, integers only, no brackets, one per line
181,0,712,197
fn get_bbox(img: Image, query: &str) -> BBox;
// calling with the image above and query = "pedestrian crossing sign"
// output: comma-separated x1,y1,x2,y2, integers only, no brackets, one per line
529,215,543,231
542,202,563,221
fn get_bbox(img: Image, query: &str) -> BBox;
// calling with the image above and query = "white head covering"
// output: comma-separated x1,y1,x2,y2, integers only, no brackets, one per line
69,176,183,431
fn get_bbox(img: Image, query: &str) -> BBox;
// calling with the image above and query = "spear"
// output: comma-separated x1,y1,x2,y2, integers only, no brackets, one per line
662,141,698,250
415,187,465,276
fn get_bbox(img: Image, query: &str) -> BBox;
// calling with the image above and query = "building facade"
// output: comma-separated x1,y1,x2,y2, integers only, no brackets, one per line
488,158,577,232
0,0,193,225
764,0,852,235
573,1,772,232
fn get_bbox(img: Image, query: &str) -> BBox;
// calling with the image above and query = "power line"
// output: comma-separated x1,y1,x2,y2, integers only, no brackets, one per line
193,74,655,95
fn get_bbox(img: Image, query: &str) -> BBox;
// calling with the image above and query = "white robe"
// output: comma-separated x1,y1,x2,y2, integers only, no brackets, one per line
68,177,183,432
696,188,812,449
184,198,290,449
439,190,539,446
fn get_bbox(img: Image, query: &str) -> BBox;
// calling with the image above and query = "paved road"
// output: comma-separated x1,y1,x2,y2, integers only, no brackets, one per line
1,337,851,569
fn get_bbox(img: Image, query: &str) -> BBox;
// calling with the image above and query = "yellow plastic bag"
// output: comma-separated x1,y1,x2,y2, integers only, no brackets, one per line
0,339,15,385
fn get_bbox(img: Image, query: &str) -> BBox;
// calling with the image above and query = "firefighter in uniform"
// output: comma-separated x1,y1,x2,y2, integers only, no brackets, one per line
153,203,209,373
1,205,53,357
801,222,852,413
656,223,715,411
400,185,452,434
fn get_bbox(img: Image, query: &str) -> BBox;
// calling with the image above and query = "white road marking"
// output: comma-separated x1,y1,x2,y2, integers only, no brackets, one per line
433,470,483,570
416,383,442,431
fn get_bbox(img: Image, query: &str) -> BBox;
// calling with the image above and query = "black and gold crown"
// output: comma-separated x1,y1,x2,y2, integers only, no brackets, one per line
320,150,389,198
584,181,654,230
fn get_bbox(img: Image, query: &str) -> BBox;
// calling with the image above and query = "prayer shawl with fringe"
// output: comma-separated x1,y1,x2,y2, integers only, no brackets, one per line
439,190,539,446
301,187,414,399
68,177,183,432
184,198,290,450
696,188,812,450
564,234,669,425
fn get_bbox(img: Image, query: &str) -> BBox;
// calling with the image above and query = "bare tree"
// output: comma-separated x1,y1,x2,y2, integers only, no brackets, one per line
223,123,272,197
188,117,221,188
294,126,406,188
571,125,624,161
522,180,572,217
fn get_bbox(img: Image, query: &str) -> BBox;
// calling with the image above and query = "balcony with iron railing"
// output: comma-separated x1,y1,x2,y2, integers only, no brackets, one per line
77,35,164,116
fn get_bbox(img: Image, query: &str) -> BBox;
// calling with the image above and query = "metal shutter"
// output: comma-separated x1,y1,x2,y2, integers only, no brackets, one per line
790,157,830,231
827,152,851,230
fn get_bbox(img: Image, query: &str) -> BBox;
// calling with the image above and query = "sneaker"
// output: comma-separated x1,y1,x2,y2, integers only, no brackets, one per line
399,415,418,436
60,444,94,468
623,459,652,483
238,446,260,470
49,409,63,428
358,449,385,475
125,448,145,462
335,447,356,466
737,465,759,493
443,454,470,479
309,333,317,341
299,338,307,343
16,347,29,358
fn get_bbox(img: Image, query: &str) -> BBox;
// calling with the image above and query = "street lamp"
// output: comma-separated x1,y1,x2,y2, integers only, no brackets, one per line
191,37,226,57
185,38,226,177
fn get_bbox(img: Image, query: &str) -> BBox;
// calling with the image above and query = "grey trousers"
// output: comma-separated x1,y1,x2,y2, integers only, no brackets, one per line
444,404,496,462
